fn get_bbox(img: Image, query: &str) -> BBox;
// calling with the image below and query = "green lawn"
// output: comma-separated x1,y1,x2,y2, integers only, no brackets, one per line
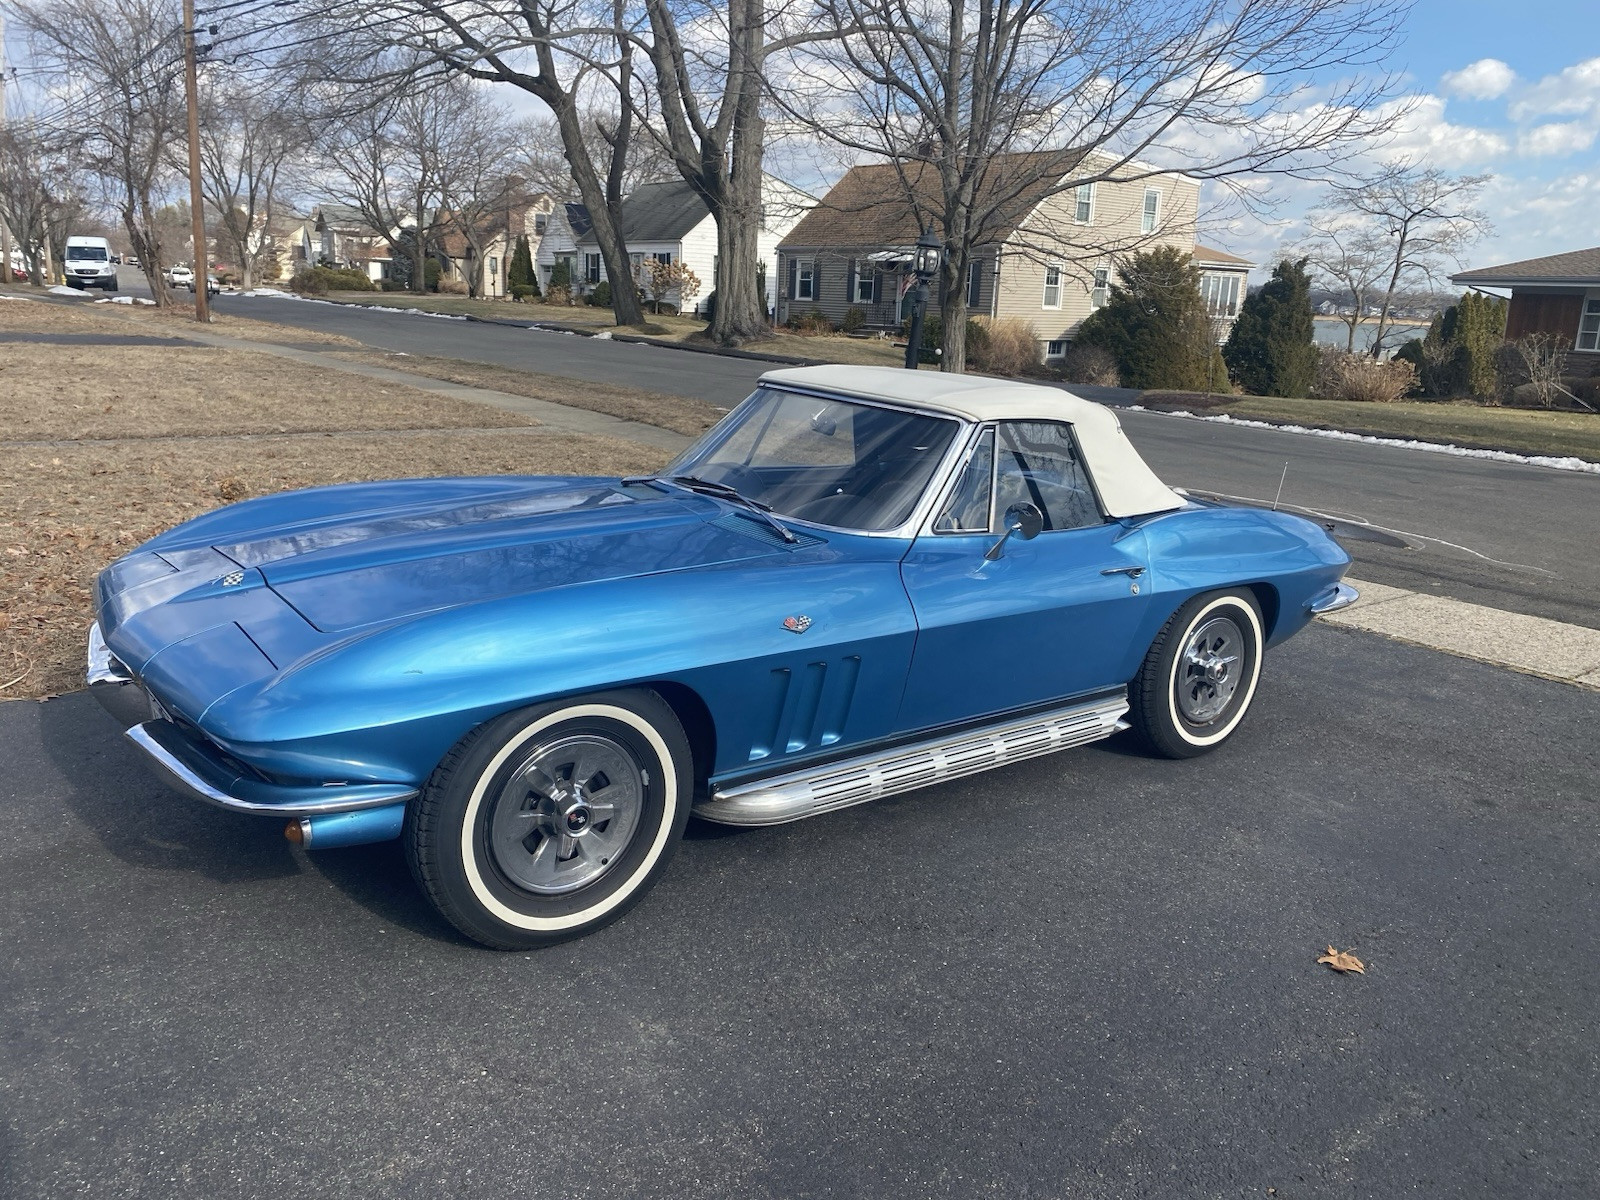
1142,392,1600,462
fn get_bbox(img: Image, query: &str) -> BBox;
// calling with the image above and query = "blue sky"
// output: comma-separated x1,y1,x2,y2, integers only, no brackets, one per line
1213,0,1600,276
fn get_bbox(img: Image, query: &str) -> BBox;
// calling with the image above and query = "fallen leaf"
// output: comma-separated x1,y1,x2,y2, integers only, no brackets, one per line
1317,945,1365,974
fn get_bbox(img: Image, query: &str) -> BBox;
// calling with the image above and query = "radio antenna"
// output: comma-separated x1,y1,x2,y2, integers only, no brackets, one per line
1272,462,1289,511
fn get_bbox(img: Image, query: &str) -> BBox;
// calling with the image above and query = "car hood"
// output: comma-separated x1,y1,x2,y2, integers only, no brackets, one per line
207,476,787,633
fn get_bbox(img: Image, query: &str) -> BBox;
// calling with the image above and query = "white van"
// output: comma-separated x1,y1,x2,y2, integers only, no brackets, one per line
65,236,118,291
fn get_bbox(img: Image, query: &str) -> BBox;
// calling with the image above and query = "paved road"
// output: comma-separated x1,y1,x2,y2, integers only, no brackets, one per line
212,292,1600,629
3,625,1596,1198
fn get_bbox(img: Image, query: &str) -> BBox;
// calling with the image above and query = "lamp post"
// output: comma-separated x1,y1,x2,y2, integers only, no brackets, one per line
902,224,943,370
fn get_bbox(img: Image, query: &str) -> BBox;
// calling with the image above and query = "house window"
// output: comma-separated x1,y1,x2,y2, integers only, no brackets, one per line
534,213,548,234
850,261,875,303
584,252,601,283
488,256,498,277
1142,188,1161,234
793,258,816,301
1042,265,1061,309
1074,184,1094,224
967,258,983,309
1201,273,1242,318
1578,297,1600,351
1091,266,1109,309
654,251,672,266
1046,340,1067,357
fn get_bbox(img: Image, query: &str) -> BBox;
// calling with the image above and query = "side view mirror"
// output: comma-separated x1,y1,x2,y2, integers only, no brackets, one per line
985,502,1044,561
809,408,837,437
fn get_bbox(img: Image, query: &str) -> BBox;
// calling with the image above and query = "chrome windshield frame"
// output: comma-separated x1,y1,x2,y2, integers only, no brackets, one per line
664,384,977,540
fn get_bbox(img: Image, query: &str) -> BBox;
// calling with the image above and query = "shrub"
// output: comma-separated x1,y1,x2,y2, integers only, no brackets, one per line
788,309,835,335
548,260,572,292
289,265,374,295
1223,258,1317,398
1075,247,1220,390
424,260,441,292
1058,342,1121,387
968,316,1040,376
842,305,866,333
510,283,538,301
544,284,573,307
437,278,468,296
380,279,406,292
1497,334,1570,408
1314,347,1417,402
588,280,612,308
507,234,537,298
288,269,327,296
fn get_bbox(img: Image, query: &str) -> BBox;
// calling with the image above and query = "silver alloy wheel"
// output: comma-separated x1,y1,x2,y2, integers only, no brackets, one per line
487,734,645,895
1175,615,1244,725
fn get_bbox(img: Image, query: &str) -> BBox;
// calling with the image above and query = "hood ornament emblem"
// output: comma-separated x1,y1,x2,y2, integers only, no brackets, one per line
782,615,812,634
220,571,245,587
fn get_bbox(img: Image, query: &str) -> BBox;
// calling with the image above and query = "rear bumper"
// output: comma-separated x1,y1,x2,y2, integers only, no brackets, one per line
88,622,417,818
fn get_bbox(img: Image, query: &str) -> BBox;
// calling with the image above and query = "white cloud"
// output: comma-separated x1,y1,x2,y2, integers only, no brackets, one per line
1509,56,1600,120
1517,121,1597,157
1375,95,1508,168
1441,59,1516,101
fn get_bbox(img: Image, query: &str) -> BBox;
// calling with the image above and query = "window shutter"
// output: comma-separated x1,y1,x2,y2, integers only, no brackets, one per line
787,257,797,299
811,259,821,303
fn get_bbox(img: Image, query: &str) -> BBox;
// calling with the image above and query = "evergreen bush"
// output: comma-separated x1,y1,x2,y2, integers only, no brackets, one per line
589,280,613,308
1074,247,1220,390
507,234,537,299
1222,258,1317,398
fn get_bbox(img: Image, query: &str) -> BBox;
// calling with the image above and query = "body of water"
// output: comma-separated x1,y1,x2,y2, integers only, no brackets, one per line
1313,317,1429,355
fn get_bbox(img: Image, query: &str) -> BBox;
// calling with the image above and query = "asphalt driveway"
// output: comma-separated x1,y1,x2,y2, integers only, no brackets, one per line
3,623,1595,1198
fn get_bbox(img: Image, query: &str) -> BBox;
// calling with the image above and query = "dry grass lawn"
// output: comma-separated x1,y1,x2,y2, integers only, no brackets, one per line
0,300,670,701
333,350,725,436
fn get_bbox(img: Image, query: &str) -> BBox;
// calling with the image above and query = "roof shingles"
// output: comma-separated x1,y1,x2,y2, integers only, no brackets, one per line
1454,246,1600,285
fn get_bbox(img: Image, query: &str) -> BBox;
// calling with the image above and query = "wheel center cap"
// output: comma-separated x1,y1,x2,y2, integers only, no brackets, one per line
565,805,592,834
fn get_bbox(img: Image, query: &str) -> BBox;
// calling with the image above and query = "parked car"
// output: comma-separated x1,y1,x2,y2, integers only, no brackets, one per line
189,272,220,296
164,264,194,288
88,366,1356,949
64,236,118,291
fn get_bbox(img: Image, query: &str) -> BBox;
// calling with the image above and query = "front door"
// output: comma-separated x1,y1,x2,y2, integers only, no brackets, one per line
897,421,1153,733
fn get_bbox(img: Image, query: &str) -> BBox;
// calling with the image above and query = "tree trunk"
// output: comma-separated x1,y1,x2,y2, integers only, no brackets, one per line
938,248,969,373
708,186,766,343
547,94,642,325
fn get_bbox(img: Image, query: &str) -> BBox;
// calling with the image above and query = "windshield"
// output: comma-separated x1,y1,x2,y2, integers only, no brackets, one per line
666,387,961,531
67,246,108,261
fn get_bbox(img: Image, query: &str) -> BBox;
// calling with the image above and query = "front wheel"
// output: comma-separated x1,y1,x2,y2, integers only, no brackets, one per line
1128,589,1265,759
405,689,693,949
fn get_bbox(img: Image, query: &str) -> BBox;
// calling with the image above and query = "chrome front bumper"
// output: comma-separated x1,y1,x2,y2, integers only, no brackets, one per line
1308,582,1360,615
87,622,417,818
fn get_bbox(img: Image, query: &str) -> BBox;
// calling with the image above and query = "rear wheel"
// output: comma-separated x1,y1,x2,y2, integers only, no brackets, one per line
1128,589,1264,759
405,689,693,949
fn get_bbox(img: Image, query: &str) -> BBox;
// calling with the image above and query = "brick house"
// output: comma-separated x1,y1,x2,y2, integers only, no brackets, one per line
1452,247,1600,376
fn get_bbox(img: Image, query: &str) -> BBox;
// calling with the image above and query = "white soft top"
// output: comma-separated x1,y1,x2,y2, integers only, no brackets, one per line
759,365,1184,519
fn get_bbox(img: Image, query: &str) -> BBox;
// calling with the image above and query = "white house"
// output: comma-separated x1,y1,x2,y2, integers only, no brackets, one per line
565,175,815,315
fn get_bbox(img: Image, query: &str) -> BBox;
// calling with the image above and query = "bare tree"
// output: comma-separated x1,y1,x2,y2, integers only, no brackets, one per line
1296,220,1390,352
295,3,650,324
1503,334,1568,409
512,110,675,199
1314,164,1492,357
438,95,521,297
10,0,186,304
0,123,65,284
195,81,303,290
778,0,1410,371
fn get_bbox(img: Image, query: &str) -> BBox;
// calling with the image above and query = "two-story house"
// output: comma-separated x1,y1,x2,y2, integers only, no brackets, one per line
775,151,1247,362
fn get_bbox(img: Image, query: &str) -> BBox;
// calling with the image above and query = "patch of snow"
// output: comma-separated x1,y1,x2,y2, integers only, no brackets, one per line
0,294,34,301
593,330,612,340
238,286,287,297
1129,406,1600,475
48,285,89,297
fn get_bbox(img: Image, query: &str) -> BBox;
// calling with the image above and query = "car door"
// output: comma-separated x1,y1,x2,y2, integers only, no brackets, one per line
896,420,1153,733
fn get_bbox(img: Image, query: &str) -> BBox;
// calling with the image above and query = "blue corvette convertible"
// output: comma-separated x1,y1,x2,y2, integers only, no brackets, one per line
88,366,1356,948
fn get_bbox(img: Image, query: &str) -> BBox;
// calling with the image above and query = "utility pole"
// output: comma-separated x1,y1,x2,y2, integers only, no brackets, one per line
181,0,209,322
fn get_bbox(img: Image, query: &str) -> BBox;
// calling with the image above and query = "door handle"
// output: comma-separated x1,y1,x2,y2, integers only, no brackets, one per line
1101,566,1146,578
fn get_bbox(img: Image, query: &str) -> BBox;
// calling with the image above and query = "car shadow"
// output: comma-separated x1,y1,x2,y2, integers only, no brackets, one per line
37,691,466,944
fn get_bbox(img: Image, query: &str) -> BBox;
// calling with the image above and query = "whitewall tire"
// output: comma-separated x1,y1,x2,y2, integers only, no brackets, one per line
405,689,693,949
1129,590,1265,759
